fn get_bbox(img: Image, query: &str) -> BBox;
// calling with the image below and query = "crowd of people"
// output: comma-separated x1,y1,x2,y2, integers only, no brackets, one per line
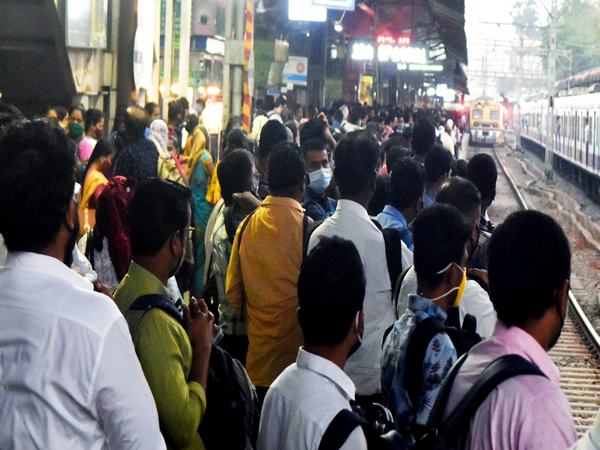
0,95,597,450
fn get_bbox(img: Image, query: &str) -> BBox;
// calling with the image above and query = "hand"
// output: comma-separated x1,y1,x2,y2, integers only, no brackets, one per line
182,297,215,349
467,268,489,286
232,191,262,214
93,279,113,299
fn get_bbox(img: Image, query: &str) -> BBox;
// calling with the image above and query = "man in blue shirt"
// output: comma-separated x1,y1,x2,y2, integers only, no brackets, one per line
376,157,426,250
302,139,337,221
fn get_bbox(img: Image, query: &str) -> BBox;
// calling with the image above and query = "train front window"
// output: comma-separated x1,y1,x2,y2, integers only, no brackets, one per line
473,109,483,119
490,111,500,120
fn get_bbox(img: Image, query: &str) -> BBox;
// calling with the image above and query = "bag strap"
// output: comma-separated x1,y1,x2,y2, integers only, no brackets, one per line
422,354,547,445
126,294,185,349
303,219,324,259
224,206,237,245
392,266,412,319
371,219,404,296
403,317,448,410
318,409,365,450
440,354,546,440
236,207,258,248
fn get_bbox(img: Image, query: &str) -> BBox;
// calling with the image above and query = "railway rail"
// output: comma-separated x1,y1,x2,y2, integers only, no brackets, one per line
467,140,600,436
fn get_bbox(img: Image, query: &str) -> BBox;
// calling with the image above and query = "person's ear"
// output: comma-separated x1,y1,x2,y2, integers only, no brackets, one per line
558,279,569,318
297,308,303,331
66,198,77,230
169,230,181,256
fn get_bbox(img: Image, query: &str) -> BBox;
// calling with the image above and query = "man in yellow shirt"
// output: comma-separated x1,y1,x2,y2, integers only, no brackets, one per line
114,179,215,450
227,142,307,404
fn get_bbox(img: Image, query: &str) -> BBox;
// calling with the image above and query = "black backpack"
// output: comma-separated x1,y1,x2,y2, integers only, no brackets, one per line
126,294,259,450
319,354,546,450
412,353,547,449
319,403,408,450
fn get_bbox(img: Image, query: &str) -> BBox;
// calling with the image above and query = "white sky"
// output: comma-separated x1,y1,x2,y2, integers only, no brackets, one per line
465,0,517,42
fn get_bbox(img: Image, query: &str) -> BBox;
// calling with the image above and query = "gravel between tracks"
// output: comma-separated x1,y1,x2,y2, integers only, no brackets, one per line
492,145,600,333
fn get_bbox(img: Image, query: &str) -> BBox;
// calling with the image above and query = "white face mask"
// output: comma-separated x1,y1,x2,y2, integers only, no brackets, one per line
308,168,332,194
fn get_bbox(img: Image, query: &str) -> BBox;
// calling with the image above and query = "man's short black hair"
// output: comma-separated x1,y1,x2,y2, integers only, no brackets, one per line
411,119,436,158
488,210,571,327
367,174,390,216
218,149,255,205
258,120,288,160
299,118,327,146
424,145,453,183
387,146,412,173
85,109,104,133
390,157,426,210
129,179,192,257
274,95,287,108
436,176,481,218
267,142,305,195
466,153,498,200
298,236,365,346
69,104,85,117
168,100,183,123
334,130,379,197
227,128,250,152
0,120,75,253
412,203,472,289
302,138,327,159
144,102,159,118
333,109,344,123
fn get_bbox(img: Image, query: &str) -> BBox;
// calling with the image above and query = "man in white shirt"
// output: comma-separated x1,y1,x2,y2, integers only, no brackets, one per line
308,130,410,401
0,119,164,449
258,236,367,450
397,177,497,338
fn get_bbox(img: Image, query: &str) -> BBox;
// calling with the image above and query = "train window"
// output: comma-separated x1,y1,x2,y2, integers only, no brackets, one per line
473,109,483,119
490,111,500,120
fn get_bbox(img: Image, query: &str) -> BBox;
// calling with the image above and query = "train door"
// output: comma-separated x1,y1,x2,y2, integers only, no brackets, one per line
575,112,580,162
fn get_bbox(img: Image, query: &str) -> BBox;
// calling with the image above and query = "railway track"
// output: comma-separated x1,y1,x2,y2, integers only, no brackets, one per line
468,142,600,436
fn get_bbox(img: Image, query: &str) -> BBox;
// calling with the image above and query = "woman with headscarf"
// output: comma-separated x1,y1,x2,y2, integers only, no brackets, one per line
187,121,215,298
149,119,188,186
79,139,115,234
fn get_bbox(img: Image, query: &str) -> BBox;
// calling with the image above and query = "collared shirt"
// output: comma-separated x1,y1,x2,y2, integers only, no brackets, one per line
396,266,497,338
376,205,413,250
303,184,337,222
257,348,367,450
442,322,577,450
307,199,395,396
0,252,164,450
570,413,600,450
113,137,159,184
114,262,207,450
211,207,247,336
423,188,436,208
226,196,304,387
381,295,457,435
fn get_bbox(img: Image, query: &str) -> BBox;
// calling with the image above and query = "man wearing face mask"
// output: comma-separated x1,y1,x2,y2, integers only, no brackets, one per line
396,177,497,339
381,203,472,442
441,210,576,450
302,139,337,221
114,179,216,450
258,236,368,450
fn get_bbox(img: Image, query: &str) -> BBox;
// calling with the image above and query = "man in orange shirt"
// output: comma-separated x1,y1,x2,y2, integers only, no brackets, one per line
226,142,307,404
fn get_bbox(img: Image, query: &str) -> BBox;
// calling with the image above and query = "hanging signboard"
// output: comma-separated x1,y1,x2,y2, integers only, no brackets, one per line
311,0,354,11
282,56,308,86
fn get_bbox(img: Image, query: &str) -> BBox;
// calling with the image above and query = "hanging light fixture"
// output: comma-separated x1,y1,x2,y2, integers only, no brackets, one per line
256,0,266,14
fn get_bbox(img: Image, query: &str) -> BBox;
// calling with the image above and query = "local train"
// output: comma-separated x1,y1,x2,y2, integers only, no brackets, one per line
520,93,600,173
469,98,505,145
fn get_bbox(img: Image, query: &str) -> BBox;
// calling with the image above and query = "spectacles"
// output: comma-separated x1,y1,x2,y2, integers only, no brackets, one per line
180,227,194,240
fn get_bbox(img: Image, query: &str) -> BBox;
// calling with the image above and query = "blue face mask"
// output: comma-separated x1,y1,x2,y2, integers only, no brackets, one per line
308,168,332,194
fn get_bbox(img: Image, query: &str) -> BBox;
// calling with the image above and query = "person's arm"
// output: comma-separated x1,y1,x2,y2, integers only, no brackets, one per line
183,297,215,391
136,308,208,449
226,222,246,311
93,316,166,449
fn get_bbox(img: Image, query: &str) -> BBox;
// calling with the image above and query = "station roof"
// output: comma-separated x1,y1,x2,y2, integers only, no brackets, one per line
343,0,468,92
0,0,76,116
